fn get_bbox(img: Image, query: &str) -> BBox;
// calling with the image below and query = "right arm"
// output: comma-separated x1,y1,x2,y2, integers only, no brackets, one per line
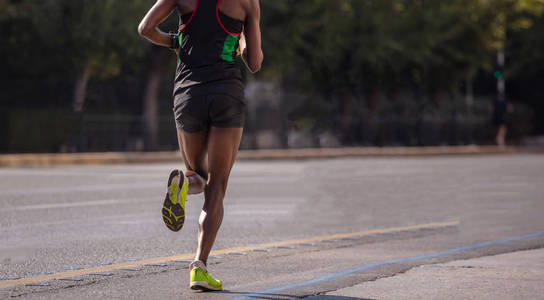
240,0,263,73
138,0,177,48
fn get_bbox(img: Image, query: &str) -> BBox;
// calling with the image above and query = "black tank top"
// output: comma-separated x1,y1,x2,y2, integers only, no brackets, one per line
173,0,244,101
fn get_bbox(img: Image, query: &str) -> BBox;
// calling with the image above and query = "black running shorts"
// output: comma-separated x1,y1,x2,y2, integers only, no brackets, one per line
173,93,246,132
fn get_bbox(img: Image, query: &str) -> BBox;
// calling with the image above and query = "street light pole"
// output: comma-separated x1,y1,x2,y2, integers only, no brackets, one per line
496,50,505,96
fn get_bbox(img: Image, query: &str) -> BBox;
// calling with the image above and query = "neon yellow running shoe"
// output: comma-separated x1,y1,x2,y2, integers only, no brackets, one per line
190,261,222,291
162,170,187,232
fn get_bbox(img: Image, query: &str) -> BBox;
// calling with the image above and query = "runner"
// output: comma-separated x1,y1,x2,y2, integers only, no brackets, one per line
490,92,513,147
138,0,262,291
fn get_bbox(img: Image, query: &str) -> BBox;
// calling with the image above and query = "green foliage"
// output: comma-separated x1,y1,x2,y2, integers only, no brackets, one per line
5,108,72,153
30,0,149,78
260,0,544,136
263,0,501,94
2,0,544,152
507,11,544,133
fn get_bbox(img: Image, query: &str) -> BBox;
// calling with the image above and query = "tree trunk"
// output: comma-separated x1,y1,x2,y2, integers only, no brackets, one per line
73,66,92,112
497,49,505,96
465,72,474,144
340,92,352,131
143,50,169,151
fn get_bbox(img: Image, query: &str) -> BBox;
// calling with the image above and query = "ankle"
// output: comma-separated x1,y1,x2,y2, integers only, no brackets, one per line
190,260,207,273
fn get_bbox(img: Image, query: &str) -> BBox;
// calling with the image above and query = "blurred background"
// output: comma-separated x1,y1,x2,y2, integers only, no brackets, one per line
1,0,544,153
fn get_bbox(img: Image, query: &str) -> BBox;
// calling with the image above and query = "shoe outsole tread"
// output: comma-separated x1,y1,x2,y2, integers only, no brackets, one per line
190,282,220,291
162,170,186,232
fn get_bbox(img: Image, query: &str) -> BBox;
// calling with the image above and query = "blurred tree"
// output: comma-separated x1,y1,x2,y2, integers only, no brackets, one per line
139,5,178,151
479,0,544,98
261,0,544,140
28,0,149,112
507,8,544,133
262,1,497,138
3,0,544,152
0,0,172,151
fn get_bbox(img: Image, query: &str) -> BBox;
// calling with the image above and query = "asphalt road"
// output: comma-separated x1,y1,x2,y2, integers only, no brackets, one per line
1,154,543,299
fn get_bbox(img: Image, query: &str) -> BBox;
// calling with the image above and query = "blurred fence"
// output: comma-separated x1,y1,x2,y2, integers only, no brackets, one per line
72,114,176,152
2,112,498,153
2,87,528,153
72,113,498,151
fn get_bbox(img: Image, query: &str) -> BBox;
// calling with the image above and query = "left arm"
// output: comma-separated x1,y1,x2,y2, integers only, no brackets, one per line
138,0,177,48
240,0,263,73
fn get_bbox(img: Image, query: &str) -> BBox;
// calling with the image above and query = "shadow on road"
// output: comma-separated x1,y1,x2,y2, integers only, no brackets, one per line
304,296,374,300
206,290,372,300
207,290,297,299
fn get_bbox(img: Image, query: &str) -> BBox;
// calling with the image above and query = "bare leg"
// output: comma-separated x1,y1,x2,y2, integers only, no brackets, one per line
178,130,207,194
496,125,507,147
194,127,243,265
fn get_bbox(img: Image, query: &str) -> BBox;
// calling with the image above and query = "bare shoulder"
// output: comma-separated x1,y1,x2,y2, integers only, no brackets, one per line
176,0,195,14
241,0,260,14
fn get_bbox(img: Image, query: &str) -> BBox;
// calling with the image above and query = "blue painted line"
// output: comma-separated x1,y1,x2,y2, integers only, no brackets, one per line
231,231,544,300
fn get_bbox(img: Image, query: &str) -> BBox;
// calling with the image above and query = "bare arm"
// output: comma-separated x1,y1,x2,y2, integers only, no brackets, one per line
507,103,514,113
138,0,177,47
241,0,263,73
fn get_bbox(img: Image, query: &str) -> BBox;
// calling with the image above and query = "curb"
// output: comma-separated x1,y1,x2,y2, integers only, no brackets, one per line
0,146,541,167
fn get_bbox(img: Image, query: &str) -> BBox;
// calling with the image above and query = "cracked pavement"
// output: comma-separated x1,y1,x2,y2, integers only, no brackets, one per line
1,154,544,299
312,248,544,300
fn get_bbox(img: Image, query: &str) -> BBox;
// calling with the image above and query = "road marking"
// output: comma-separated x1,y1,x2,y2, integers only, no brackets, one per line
0,182,163,196
231,231,544,300
0,212,155,231
229,176,299,184
228,210,291,216
0,221,457,289
25,283,50,287
0,198,296,213
0,198,149,212
0,175,299,196
58,277,83,282
89,272,113,277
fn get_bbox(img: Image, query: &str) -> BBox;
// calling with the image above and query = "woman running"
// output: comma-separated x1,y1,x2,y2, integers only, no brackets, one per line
138,0,262,291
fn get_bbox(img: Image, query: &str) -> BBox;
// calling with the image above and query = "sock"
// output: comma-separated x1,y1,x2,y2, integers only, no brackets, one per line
190,260,207,273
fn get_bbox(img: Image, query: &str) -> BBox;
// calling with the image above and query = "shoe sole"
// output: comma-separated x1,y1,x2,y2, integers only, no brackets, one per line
162,170,186,232
190,281,222,291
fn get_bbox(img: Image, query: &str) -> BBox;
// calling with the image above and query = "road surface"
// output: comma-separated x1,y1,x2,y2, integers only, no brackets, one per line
1,154,543,299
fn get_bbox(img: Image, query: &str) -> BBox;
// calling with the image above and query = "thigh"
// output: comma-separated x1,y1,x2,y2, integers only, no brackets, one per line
178,129,209,177
206,127,243,187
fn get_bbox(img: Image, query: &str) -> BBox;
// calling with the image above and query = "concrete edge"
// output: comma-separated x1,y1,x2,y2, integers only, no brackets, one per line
0,146,542,167
312,247,544,300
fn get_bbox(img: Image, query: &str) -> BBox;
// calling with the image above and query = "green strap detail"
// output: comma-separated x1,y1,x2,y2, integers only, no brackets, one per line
221,35,239,62
177,32,183,64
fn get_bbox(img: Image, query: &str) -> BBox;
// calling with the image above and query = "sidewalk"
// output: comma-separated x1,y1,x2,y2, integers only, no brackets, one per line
0,145,539,167
310,248,544,300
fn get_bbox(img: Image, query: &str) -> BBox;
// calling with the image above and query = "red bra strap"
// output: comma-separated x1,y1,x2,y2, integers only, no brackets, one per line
179,0,199,32
216,0,241,36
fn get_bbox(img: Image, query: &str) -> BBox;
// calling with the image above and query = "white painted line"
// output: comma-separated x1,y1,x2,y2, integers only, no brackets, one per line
229,176,298,184
0,182,163,196
277,245,297,249
145,263,167,267
90,272,113,277
26,282,50,287
228,210,291,216
0,198,149,212
58,277,83,282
